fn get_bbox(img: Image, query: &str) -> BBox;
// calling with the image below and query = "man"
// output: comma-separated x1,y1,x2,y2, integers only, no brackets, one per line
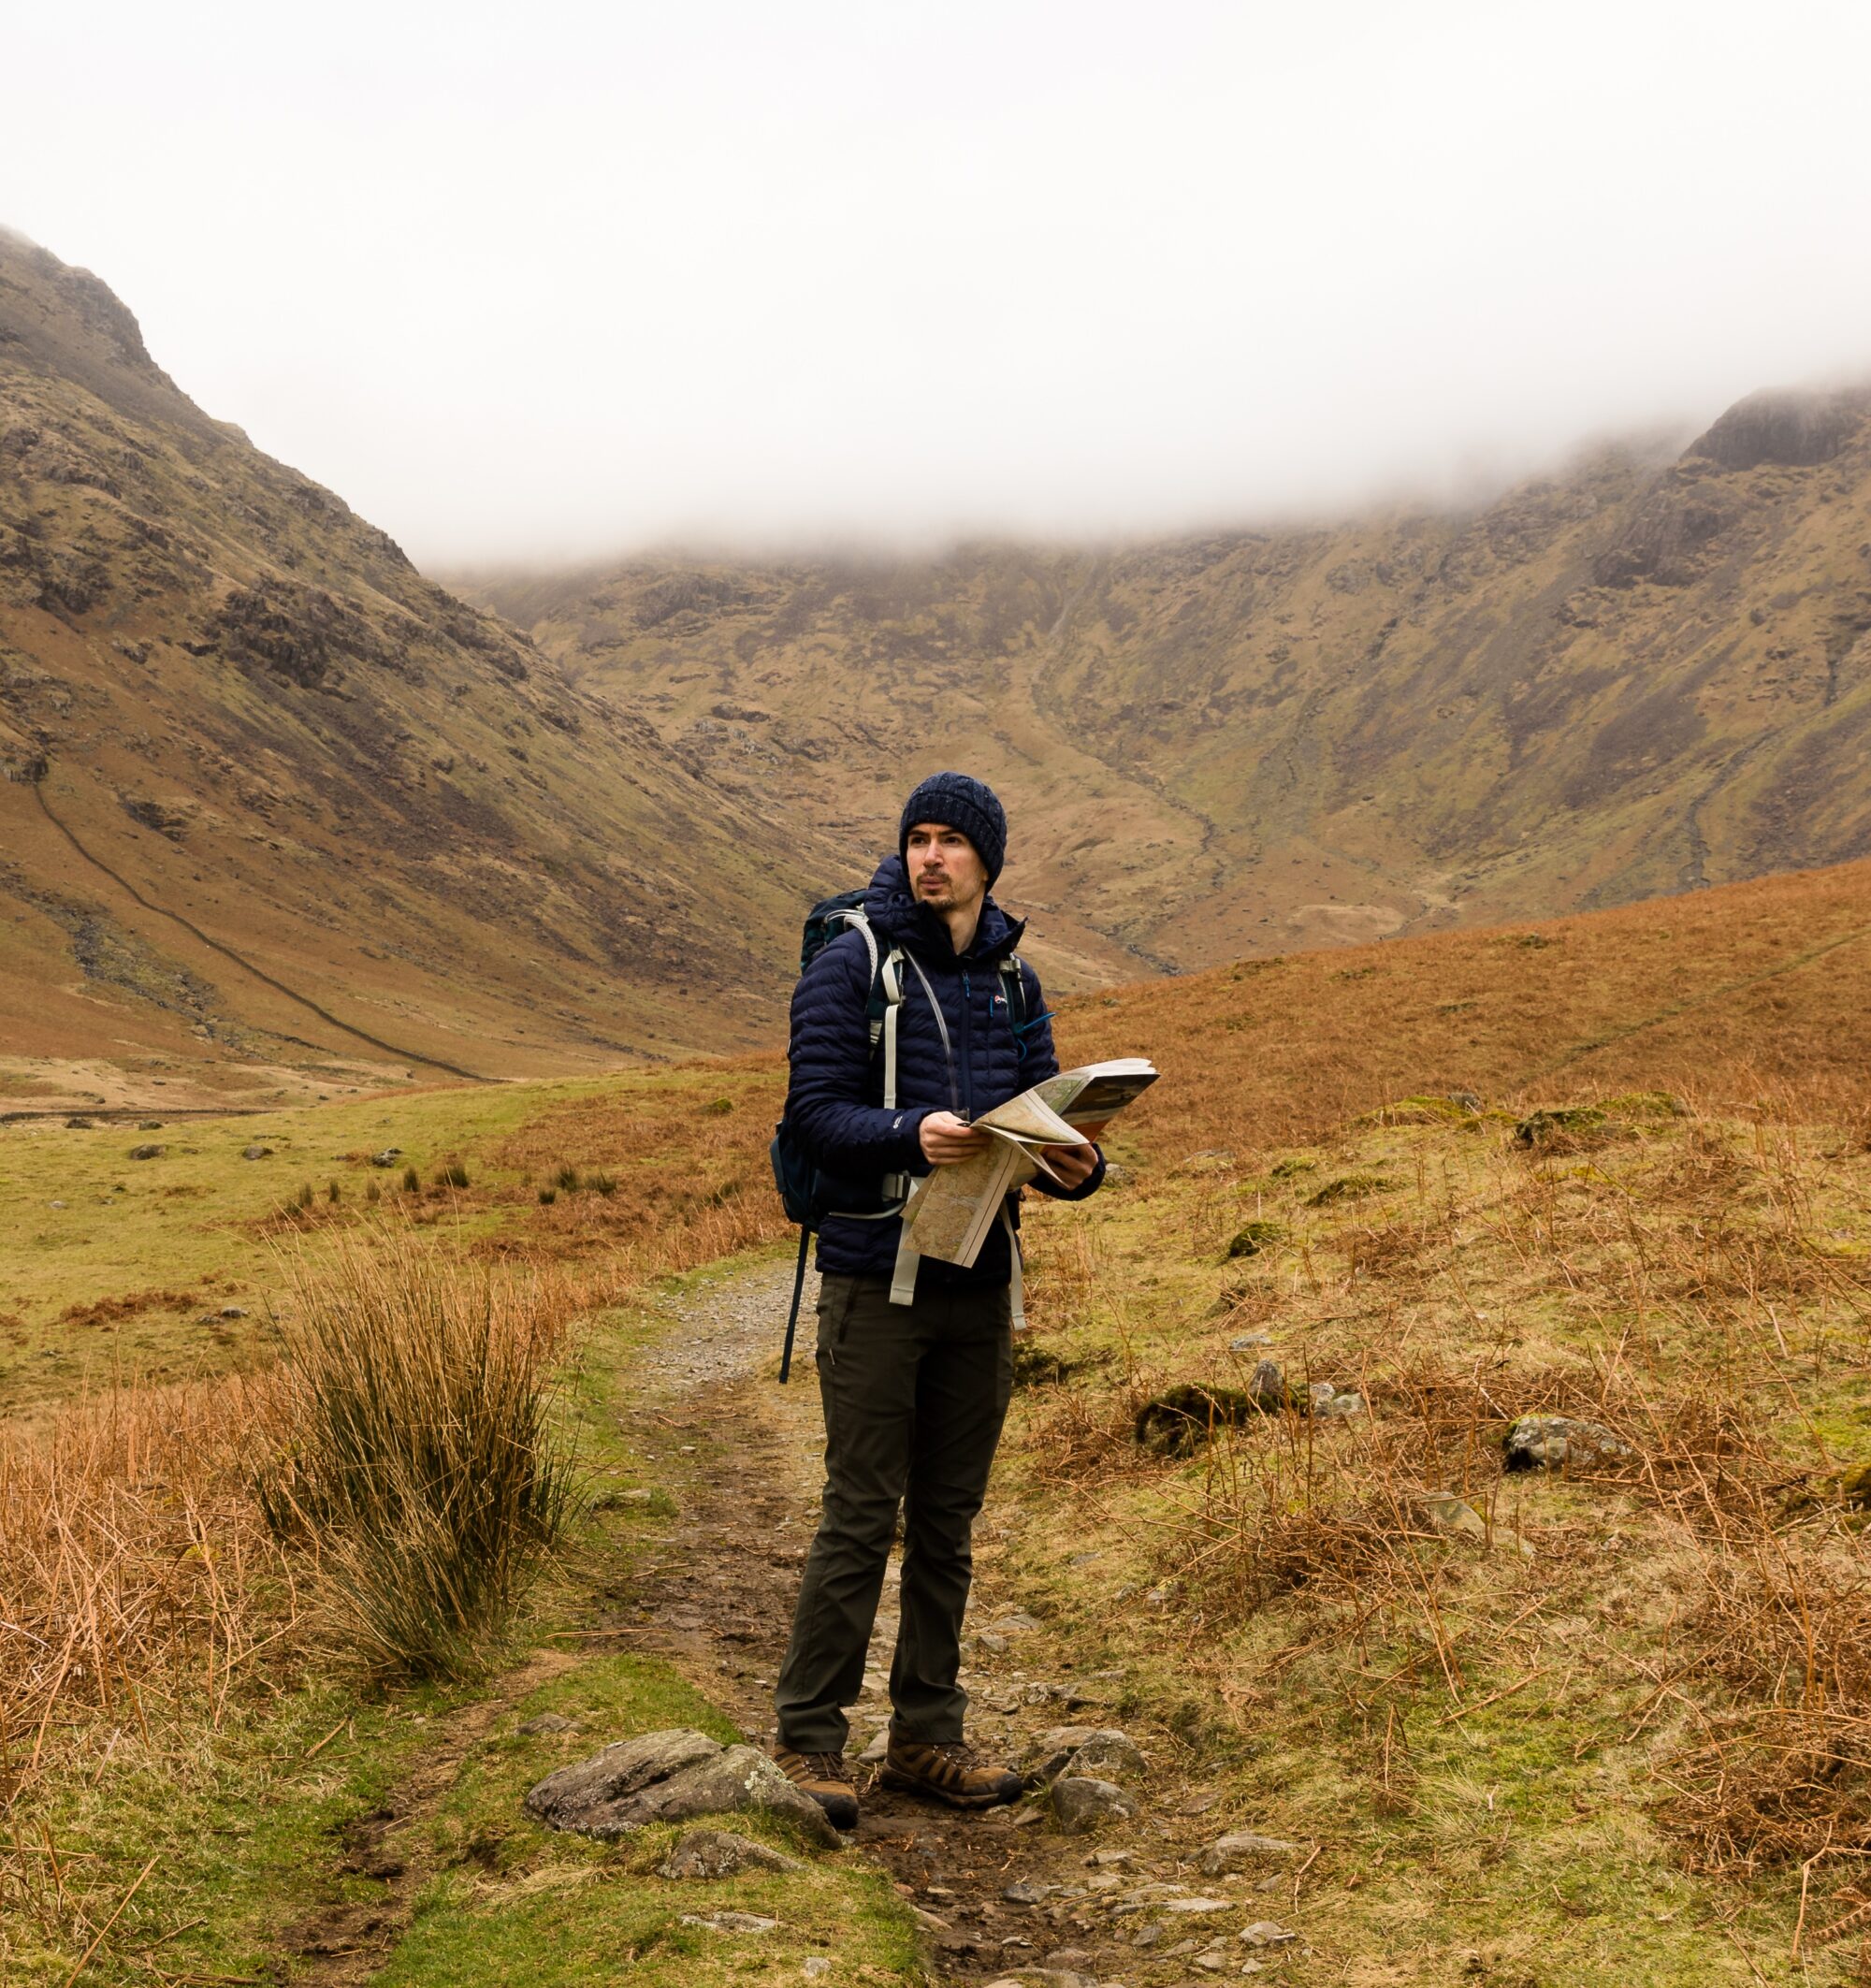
772,770,1104,1829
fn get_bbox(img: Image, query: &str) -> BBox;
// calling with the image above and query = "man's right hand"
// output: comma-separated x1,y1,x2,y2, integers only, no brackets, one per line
920,1110,991,1165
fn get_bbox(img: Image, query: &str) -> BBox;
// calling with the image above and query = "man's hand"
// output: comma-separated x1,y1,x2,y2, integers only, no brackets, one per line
920,1110,992,1165
1039,1141,1098,1190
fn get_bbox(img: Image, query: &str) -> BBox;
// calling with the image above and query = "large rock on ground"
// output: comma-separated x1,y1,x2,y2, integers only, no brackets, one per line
1023,1726,1147,1786
1198,1830,1302,1876
1051,1774,1139,1833
659,1827,805,1878
1502,1415,1632,1473
526,1729,839,1846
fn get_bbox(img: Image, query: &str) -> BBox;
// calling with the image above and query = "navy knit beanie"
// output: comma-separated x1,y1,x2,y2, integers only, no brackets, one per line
899,771,1008,884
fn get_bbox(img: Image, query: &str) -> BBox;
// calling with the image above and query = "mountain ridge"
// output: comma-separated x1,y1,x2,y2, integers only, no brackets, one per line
458,383,1871,978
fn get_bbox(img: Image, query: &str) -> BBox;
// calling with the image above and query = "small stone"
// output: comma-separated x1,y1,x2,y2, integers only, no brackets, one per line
65,1116,93,1128
1502,1414,1632,1473
370,1148,400,1167
988,1610,1041,1634
1163,1896,1234,1913
1240,1921,1298,1948
1044,1948,1095,1967
977,1630,1010,1654
803,1960,832,1980
1416,1491,1534,1558
1246,1359,1298,1412
242,1144,272,1160
681,1910,779,1933
518,1712,578,1734
1228,1332,1272,1351
219,1304,247,1319
1025,1726,1144,1786
1198,1832,1302,1876
138,1119,163,1130
1086,1849,1134,1868
857,1728,890,1764
1307,1382,1337,1412
1002,1880,1048,1904
1052,1774,1139,1832
1319,1390,1365,1418
128,1143,164,1160
660,1827,804,1879
1178,1789,1221,1815
1193,1947,1232,1972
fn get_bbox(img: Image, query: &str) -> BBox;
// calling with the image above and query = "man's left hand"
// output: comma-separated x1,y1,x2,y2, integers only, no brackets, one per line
1039,1141,1098,1190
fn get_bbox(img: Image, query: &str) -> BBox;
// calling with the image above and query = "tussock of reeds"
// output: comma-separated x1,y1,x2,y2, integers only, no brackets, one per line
255,1237,577,1679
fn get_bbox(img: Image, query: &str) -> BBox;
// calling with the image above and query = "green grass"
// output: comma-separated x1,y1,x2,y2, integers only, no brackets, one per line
3,1284,917,1986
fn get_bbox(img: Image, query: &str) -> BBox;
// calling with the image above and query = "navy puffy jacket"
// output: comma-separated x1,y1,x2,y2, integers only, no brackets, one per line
785,854,1105,1287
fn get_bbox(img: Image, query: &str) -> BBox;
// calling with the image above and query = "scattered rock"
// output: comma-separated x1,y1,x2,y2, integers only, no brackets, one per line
988,1610,1041,1634
1003,1879,1048,1904
370,1148,401,1167
1305,1172,1398,1206
1445,1090,1483,1112
65,1116,93,1129
138,1119,163,1130
857,1728,890,1765
659,1827,804,1878
1164,1896,1235,1913
1042,1948,1095,1968
1194,1946,1233,1971
1228,1331,1272,1351
1085,1848,1134,1868
1513,1106,1607,1152
1199,1832,1303,1875
1414,1493,1533,1558
1024,1726,1145,1786
1052,1774,1139,1832
242,1144,272,1160
1240,1921,1299,1948
1247,1359,1303,1412
681,1910,779,1933
1319,1390,1365,1418
127,1143,164,1160
1502,1415,1632,1473
219,1304,247,1319
517,1712,579,1734
526,1728,838,1845
1307,1381,1337,1412
803,1960,832,1980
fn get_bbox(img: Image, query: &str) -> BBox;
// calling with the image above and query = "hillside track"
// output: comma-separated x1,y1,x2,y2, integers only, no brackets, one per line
29,781,491,1083
608,1258,1241,1981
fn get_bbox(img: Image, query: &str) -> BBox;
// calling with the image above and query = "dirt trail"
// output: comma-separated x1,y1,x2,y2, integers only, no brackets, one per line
618,1258,1266,1981
287,1257,1268,1981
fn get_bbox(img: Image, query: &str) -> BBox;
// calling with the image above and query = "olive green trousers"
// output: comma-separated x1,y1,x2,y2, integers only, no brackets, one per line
774,1271,1013,1754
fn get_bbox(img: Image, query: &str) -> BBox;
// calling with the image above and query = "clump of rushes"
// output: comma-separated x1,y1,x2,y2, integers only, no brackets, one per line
537,1186,557,1205
256,1236,576,1679
436,1161,470,1190
326,1180,341,1204
401,1165,420,1193
294,1181,314,1211
587,1170,617,1197
366,1180,381,1205
555,1164,580,1192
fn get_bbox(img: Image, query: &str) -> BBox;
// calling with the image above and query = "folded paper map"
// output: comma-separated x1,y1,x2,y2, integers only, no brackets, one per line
903,1058,1158,1268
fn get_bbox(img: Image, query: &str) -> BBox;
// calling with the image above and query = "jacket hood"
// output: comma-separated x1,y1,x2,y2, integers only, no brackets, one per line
863,853,1024,965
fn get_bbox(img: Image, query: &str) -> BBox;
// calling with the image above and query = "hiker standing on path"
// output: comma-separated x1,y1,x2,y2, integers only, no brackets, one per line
771,771,1105,1828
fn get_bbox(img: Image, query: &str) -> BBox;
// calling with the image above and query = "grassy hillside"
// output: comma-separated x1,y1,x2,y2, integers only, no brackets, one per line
0,229,837,1110
461,385,1871,984
5,855,1869,1981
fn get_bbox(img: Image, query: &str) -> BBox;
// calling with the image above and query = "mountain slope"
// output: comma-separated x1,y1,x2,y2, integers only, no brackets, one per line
460,389,1871,979
0,231,823,1107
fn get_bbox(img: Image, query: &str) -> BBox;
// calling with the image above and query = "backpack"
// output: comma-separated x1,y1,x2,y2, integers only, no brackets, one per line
769,888,1026,1382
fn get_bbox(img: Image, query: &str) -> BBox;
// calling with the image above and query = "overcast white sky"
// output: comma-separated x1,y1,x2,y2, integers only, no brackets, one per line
7,0,1871,566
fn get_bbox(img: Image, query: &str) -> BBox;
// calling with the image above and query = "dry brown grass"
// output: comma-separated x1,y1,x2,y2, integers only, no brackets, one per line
0,1371,297,1806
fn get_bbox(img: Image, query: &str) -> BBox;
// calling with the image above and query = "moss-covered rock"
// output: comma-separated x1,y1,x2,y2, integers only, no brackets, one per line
1225,1220,1286,1259
1305,1172,1399,1207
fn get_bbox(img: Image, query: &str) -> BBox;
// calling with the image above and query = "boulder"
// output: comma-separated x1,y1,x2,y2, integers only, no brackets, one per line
1024,1726,1145,1786
1052,1773,1139,1832
1502,1415,1632,1473
1240,1921,1298,1948
659,1827,804,1878
526,1729,839,1846
1198,1831,1303,1876
1319,1390,1365,1418
517,1712,579,1734
241,1143,272,1160
128,1143,164,1160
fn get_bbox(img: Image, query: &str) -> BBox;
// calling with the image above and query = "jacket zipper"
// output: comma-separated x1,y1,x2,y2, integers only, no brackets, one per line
960,969,975,1121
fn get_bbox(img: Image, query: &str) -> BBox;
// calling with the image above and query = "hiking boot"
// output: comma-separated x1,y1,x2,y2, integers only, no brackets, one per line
880,1735,1022,1809
773,1747,860,1830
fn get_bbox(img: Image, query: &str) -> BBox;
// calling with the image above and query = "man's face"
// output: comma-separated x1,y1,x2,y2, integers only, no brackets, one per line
906,820,987,915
